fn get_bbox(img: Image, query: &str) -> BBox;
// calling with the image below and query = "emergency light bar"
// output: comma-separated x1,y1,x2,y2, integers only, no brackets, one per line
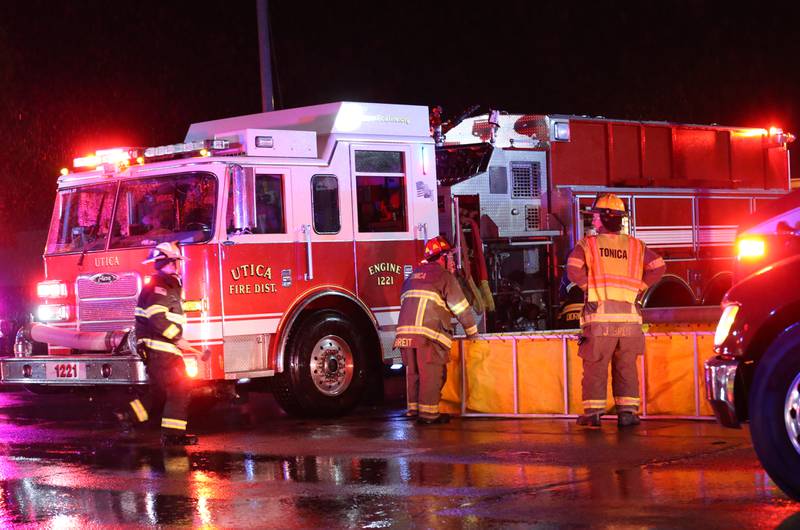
143,139,233,160
73,148,133,169
65,139,243,175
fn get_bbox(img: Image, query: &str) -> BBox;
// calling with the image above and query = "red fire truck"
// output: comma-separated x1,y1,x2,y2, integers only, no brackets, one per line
0,102,792,416
436,111,792,329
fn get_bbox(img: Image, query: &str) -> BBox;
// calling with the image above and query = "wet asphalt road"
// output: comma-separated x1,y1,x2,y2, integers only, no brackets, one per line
0,386,796,529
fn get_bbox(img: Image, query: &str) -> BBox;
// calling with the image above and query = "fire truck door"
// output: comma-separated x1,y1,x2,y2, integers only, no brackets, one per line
350,145,421,318
287,168,356,291
219,167,298,374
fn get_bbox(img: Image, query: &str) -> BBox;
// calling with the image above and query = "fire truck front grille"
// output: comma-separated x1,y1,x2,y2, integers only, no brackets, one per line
77,273,140,298
76,272,140,332
511,161,541,199
525,205,540,231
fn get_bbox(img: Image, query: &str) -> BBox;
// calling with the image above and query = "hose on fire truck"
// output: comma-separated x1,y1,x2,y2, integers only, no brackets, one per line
458,236,484,314
16,322,133,355
460,217,495,312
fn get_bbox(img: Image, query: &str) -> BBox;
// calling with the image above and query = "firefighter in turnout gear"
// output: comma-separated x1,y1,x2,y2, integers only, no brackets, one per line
567,194,665,428
123,242,200,446
394,236,488,424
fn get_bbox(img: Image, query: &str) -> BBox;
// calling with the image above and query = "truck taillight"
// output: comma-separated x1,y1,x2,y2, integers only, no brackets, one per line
37,304,69,322
737,237,765,260
183,356,199,378
37,280,67,299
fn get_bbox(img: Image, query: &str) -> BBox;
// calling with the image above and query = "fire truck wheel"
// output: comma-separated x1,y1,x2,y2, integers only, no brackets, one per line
748,325,800,501
273,310,369,417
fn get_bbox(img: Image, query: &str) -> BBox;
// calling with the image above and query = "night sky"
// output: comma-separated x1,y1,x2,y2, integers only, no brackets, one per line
1,1,799,312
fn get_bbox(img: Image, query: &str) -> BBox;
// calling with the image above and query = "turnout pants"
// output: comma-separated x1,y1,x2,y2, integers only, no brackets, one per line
578,334,644,415
127,350,192,434
401,339,449,420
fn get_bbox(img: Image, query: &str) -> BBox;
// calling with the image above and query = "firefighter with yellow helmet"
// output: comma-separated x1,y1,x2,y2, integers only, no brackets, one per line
121,242,200,445
567,194,665,427
394,236,488,424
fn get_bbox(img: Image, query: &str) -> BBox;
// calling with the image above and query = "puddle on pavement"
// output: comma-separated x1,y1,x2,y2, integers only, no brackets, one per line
0,439,788,528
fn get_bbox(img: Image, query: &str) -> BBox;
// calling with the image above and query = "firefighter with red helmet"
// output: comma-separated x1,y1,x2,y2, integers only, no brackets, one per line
394,236,487,424
122,242,199,445
567,194,665,427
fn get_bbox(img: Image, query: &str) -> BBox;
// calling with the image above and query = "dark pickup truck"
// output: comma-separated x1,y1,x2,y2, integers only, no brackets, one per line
705,190,800,500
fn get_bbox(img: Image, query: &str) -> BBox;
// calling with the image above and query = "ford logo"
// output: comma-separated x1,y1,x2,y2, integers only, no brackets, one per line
91,273,118,284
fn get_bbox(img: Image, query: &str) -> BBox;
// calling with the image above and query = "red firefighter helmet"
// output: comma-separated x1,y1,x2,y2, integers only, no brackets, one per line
424,236,453,261
589,193,627,216
142,241,186,264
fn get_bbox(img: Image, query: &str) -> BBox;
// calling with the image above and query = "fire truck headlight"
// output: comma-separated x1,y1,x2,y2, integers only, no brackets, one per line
737,237,765,260
183,356,199,378
37,280,67,299
37,304,69,322
714,303,740,348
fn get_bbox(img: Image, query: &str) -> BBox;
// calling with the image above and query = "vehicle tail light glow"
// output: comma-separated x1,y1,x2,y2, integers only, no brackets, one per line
737,237,765,260
37,304,69,322
183,356,199,378
714,304,740,347
37,280,67,299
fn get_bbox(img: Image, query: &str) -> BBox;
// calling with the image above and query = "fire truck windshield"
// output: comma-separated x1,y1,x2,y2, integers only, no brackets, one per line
45,172,217,255
46,182,115,255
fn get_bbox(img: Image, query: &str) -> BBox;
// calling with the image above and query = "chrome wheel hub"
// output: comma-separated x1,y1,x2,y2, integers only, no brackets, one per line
784,370,800,455
310,335,353,397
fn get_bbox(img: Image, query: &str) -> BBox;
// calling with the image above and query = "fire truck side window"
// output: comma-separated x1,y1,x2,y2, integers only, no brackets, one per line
311,175,340,234
46,182,116,254
354,150,407,233
254,175,285,234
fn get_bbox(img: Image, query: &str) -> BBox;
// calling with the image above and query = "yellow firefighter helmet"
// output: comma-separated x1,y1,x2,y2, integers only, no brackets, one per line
142,241,186,264
590,193,627,216
424,235,454,261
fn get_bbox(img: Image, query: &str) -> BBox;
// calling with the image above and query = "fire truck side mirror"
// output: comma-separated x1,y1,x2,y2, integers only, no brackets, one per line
228,165,257,233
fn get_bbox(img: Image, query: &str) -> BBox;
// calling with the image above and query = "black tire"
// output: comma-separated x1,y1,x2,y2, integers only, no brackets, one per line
749,324,800,500
272,310,370,417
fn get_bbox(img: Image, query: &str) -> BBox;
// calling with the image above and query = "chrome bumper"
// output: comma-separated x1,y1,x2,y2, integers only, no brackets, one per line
703,356,741,428
0,355,148,385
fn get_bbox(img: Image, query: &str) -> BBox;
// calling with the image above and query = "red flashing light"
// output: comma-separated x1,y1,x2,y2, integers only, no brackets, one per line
37,280,67,299
737,237,766,260
73,147,134,169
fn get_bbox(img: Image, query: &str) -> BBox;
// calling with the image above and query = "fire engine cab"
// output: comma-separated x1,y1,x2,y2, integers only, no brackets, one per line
0,101,792,417
3,102,438,416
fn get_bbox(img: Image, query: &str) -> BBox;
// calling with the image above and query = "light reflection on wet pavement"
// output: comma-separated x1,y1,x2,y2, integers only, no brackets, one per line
0,389,795,528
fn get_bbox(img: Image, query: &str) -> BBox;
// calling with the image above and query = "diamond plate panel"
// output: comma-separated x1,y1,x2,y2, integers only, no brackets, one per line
224,334,269,373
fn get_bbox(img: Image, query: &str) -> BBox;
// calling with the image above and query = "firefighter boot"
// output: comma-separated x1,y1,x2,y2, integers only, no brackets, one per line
576,413,602,427
417,413,451,425
617,412,641,428
161,433,199,446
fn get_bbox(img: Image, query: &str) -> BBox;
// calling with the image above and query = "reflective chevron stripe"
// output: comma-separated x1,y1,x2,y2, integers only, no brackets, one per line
395,326,452,348
138,338,182,356
161,418,187,431
163,324,180,340
129,399,149,423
